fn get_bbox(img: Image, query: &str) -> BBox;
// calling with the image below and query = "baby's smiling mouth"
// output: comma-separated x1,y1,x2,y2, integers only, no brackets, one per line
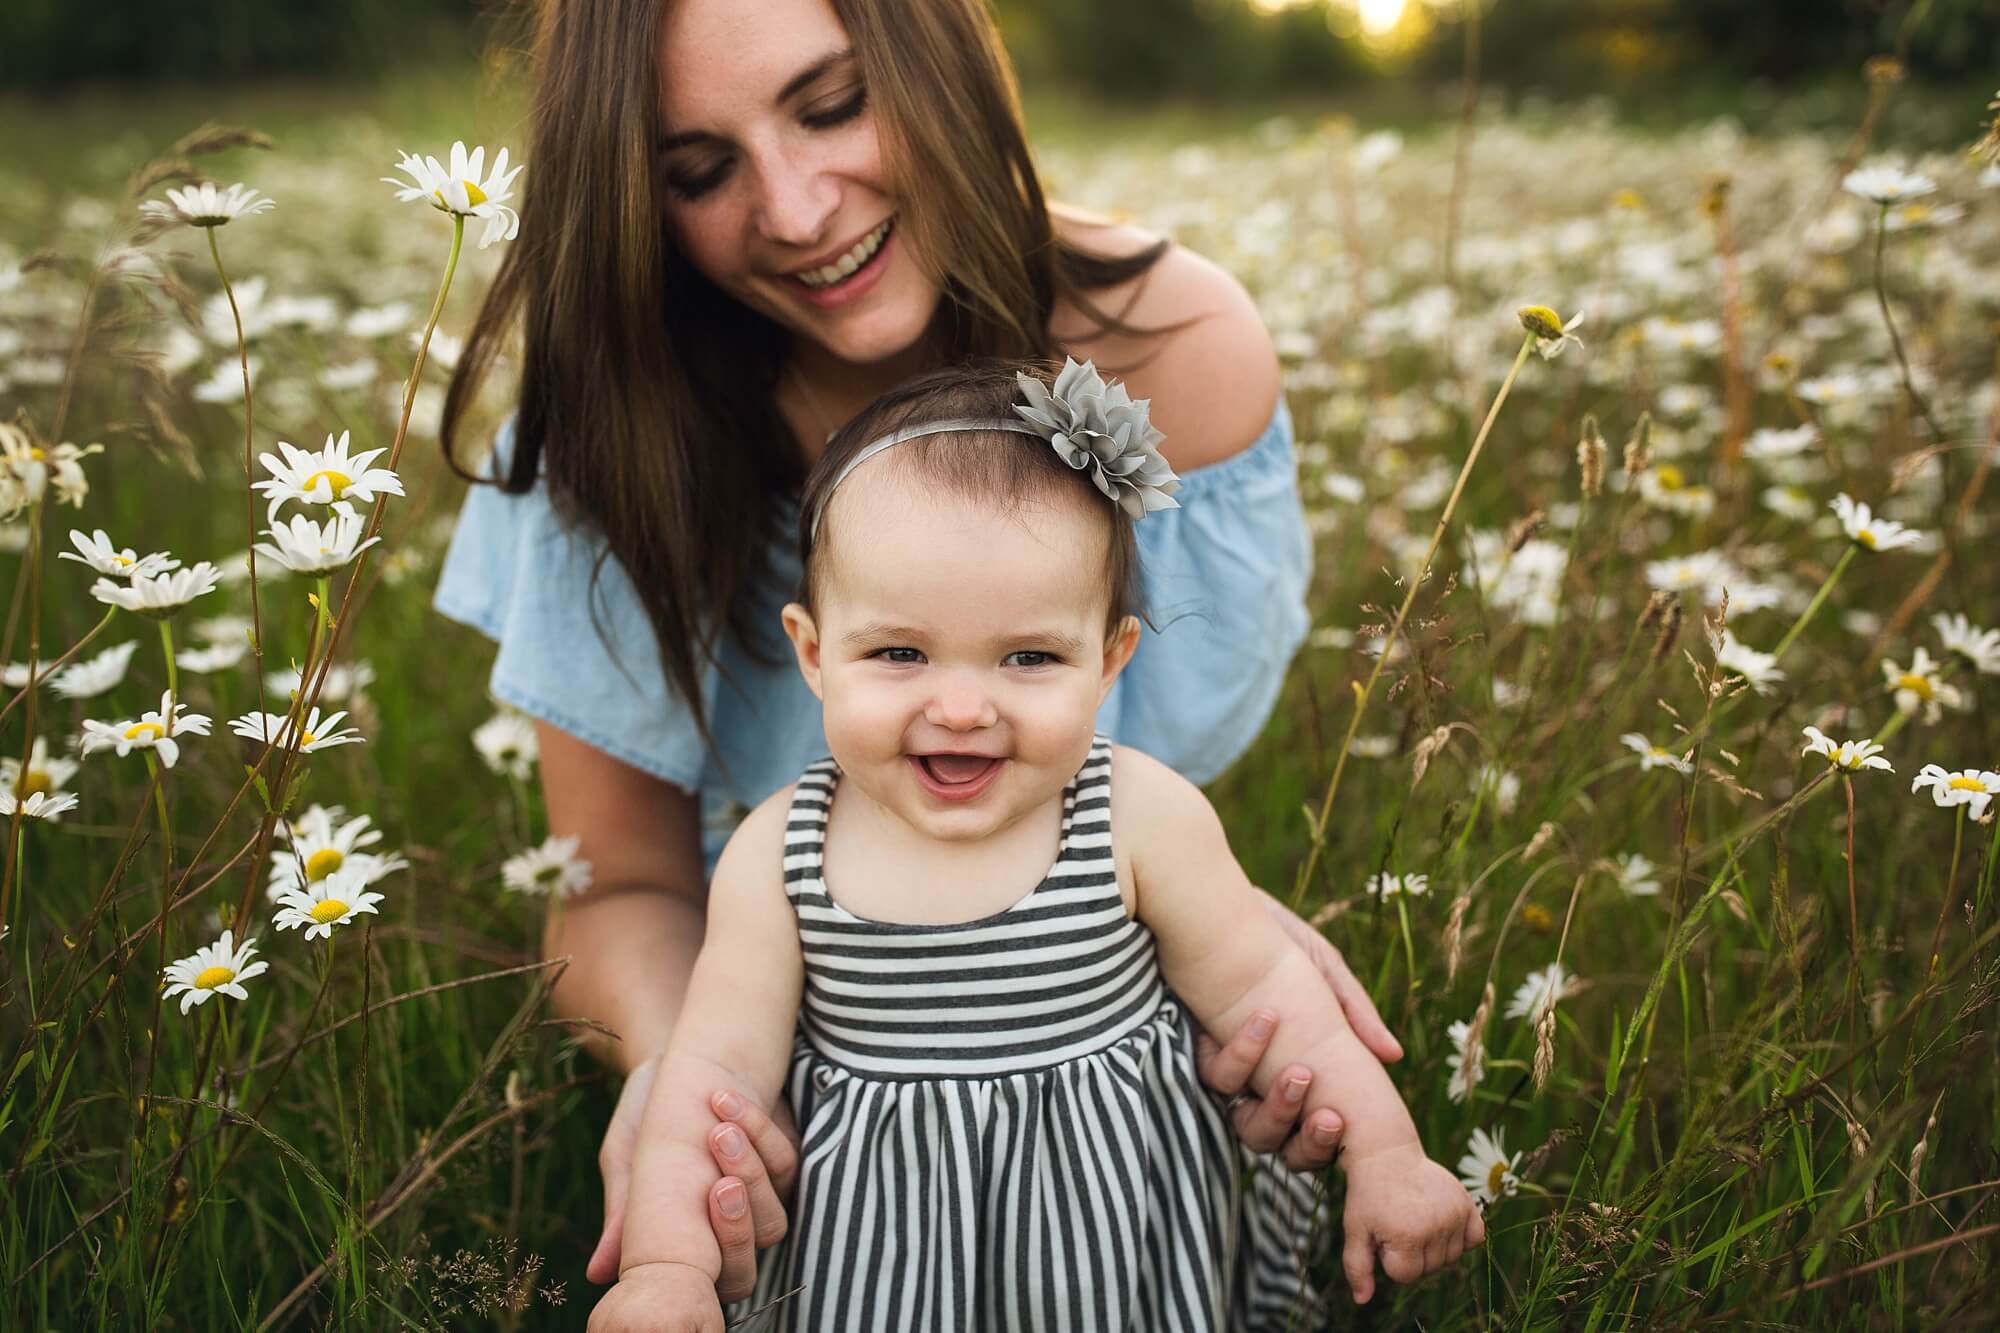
917,753,1002,785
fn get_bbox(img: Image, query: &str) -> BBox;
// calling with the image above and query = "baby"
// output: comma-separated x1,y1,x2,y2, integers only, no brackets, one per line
589,359,1480,1331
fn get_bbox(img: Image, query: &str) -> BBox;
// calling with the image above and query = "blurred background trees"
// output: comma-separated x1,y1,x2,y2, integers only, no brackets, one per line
3,0,1994,96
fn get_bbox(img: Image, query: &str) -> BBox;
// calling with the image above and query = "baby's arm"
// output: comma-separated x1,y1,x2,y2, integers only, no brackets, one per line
1115,748,1481,1302
591,792,805,1331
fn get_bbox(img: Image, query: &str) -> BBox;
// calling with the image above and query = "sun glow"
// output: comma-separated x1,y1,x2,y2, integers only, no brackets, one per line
1357,0,1408,34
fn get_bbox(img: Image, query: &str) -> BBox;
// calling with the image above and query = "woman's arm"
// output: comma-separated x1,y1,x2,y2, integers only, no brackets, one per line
536,723,799,1292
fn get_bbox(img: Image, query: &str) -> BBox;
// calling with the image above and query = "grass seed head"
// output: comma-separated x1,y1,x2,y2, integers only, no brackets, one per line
1577,415,1606,497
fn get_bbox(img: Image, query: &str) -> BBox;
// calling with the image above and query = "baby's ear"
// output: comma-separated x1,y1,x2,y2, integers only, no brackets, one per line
781,603,826,699
1099,615,1142,700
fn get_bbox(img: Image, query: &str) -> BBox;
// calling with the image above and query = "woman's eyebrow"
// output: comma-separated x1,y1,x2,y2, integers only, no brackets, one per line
657,48,856,153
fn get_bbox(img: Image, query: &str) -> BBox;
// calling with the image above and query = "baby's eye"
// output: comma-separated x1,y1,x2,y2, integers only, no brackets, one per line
875,647,924,665
1004,651,1056,669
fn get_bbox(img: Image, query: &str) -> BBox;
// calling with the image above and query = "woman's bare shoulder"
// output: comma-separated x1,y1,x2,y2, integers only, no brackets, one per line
1049,209,1281,471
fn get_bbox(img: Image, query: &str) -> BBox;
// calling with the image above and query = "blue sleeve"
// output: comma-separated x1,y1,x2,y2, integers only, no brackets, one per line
1097,396,1311,784
431,419,716,790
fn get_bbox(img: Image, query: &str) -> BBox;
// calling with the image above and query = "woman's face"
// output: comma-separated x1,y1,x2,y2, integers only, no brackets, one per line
657,0,942,370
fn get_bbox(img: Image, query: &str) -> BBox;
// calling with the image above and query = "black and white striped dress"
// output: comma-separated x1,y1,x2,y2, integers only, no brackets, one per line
740,737,1328,1331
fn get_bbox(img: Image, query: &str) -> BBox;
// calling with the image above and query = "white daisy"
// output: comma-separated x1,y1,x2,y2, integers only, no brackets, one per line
1910,766,2000,821
0,789,79,820
1609,852,1661,897
1621,733,1694,776
253,432,405,522
90,563,224,619
268,805,406,899
1519,305,1585,360
2,737,79,801
1636,464,1716,518
382,141,525,248
472,710,539,781
79,691,212,767
1932,613,2000,675
1800,725,1893,773
139,182,275,229
162,931,269,1014
1445,1019,1481,1102
49,641,140,699
254,502,381,575
1742,425,1818,462
1831,493,1925,553
501,835,594,900
177,640,248,674
227,706,365,753
1506,962,1574,1023
265,661,376,704
1762,485,1818,522
1477,764,1521,817
57,528,179,579
1881,647,1966,725
1715,632,1785,695
0,431,98,520
1882,200,1966,231
271,866,387,941
191,356,259,404
344,302,414,339
1841,165,1936,205
1365,872,1429,899
1457,1126,1522,1205
1645,550,1738,601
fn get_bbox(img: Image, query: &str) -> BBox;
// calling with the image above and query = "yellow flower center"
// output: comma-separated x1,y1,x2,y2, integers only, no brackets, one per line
304,848,344,881
112,553,132,566
1855,528,1879,550
1895,673,1934,700
304,469,353,498
123,721,165,742
1487,1161,1509,1196
28,446,46,461
1522,904,1554,933
1612,189,1644,210
1948,775,1988,792
298,730,317,746
309,899,350,925
193,965,235,990
1650,747,1672,760
16,769,53,798
1518,305,1564,339
1900,204,1930,223
462,179,488,206
1654,465,1685,491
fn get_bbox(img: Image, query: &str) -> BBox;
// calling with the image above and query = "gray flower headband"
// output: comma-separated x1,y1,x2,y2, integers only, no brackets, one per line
807,357,1182,542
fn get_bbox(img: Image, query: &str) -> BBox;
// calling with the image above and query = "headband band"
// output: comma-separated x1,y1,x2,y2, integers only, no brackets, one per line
804,359,1183,545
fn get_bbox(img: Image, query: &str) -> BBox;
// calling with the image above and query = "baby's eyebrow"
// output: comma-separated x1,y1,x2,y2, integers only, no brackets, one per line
842,621,925,646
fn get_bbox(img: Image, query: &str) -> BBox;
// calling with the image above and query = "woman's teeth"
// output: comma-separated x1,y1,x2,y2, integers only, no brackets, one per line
795,218,893,290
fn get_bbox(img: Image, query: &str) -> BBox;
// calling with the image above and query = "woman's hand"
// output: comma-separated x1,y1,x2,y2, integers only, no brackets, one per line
1193,894,1404,1171
587,1057,802,1298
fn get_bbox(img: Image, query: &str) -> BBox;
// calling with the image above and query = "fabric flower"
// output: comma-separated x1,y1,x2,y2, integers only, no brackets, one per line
1013,358,1182,520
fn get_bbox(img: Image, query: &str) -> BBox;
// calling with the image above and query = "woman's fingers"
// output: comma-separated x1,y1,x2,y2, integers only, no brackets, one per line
587,1055,660,1285
1233,1065,1312,1154
710,1090,802,1203
1196,1009,1275,1096
1277,1108,1342,1172
1255,892,1403,1063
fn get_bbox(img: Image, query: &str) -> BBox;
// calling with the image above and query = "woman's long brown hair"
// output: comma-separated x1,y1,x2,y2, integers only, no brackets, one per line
442,0,1167,758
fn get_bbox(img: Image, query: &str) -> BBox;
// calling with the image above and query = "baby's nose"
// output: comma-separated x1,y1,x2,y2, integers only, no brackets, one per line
926,676,997,731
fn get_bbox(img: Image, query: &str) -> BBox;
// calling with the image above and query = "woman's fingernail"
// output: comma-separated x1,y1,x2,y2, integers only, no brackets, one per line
1249,1012,1277,1040
715,1125,746,1158
718,1181,748,1219
1283,1075,1309,1104
714,1091,745,1119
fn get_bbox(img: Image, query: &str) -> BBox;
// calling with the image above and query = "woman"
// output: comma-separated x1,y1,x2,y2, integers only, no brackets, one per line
434,0,1404,1299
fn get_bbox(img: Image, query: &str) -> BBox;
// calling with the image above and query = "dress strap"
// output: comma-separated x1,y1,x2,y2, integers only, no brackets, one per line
781,758,839,907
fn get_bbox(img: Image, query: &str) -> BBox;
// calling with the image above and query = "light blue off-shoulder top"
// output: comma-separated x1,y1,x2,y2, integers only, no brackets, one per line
433,397,1311,871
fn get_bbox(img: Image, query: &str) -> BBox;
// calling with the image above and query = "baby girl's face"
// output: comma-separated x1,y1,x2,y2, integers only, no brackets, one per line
782,466,1137,844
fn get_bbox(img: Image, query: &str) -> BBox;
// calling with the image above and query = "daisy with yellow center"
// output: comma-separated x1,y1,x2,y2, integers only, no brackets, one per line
1881,647,1965,725
267,805,407,900
139,181,275,229
57,528,179,579
1800,725,1893,774
382,141,525,249
500,835,595,900
1637,464,1716,517
1518,304,1586,360
1620,733,1694,776
1457,1127,1522,1205
161,931,269,1014
2,737,78,802
271,866,387,942
1831,493,1925,553
254,431,405,522
1910,766,2000,821
79,690,212,767
228,705,366,754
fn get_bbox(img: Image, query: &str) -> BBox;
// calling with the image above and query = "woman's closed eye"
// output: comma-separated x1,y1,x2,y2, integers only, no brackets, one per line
662,87,869,202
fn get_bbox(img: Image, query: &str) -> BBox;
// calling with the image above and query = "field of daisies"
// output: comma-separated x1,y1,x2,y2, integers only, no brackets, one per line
4,71,2000,1327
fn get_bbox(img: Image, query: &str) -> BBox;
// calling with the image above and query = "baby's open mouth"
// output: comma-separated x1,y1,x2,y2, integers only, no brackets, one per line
918,754,1000,785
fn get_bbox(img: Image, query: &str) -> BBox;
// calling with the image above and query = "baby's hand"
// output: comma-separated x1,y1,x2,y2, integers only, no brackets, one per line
1339,1143,1485,1304
587,1261,724,1333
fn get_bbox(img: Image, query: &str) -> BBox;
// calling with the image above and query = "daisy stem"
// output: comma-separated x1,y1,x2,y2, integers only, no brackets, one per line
158,620,177,706
1978,812,2000,924
1924,806,1965,981
1843,774,1861,975
1290,332,1536,909
385,213,463,478
322,935,350,1182
1770,544,1856,663
1871,203,1947,446
1394,894,1416,996
206,225,267,700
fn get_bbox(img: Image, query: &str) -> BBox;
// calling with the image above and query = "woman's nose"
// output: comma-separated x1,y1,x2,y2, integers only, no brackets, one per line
925,676,998,731
751,144,839,250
